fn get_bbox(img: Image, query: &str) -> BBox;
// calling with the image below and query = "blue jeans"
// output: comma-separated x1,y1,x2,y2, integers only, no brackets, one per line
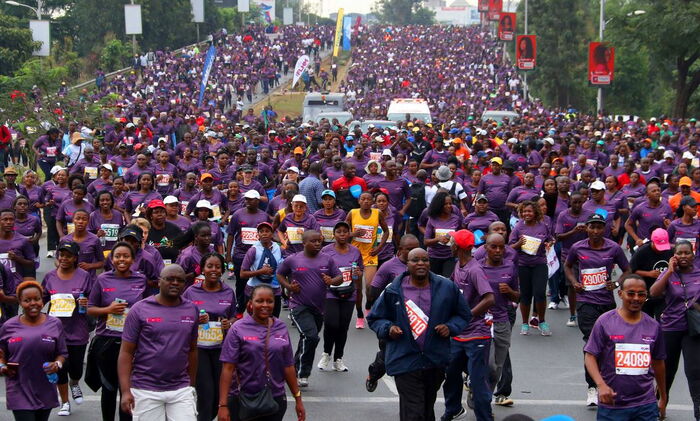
596,402,658,421
442,339,493,421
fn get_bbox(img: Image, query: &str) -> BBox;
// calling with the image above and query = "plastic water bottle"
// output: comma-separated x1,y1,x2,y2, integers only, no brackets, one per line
351,262,359,281
78,293,86,314
43,362,58,384
200,309,209,330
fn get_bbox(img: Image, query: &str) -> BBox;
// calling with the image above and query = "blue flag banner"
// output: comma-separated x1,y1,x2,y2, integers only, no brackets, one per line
342,16,352,51
198,45,217,107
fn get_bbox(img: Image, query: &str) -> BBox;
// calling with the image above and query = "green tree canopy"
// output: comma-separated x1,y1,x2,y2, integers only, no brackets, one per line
372,0,435,25
0,12,40,76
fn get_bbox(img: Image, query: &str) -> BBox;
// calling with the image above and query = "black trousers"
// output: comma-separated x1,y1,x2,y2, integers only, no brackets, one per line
93,335,132,421
368,339,387,382
494,304,516,397
227,395,287,421
233,257,245,314
429,257,456,279
12,409,51,421
57,343,87,384
577,302,616,388
394,368,445,421
663,330,700,420
196,347,222,421
290,305,323,378
44,208,59,252
323,299,354,360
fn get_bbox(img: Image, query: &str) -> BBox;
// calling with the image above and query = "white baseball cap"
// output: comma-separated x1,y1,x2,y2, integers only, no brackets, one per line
163,195,179,204
243,190,261,199
292,194,307,204
590,180,606,190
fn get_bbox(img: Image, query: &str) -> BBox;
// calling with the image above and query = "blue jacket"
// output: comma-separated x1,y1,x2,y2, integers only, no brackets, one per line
367,271,471,376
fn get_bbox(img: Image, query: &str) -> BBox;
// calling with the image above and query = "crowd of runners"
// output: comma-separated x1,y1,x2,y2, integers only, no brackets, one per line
0,23,698,421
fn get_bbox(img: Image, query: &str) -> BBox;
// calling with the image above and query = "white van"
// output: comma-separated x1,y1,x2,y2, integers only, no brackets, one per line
387,98,432,124
302,93,346,123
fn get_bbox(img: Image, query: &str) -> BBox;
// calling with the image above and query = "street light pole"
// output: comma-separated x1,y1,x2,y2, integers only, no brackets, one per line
4,0,42,19
523,0,528,103
597,0,605,115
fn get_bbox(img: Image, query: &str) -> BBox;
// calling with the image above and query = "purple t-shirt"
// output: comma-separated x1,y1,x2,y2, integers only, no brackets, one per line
509,220,552,266
15,214,41,239
480,260,519,323
182,282,236,331
0,233,36,296
463,211,499,234
321,244,364,301
168,215,192,233
56,200,95,228
657,269,700,332
478,173,510,210
175,245,214,285
566,238,629,305
425,213,462,259
584,310,665,409
554,209,592,260
628,201,673,240
219,314,294,398
370,256,406,289
122,296,198,391
278,213,320,257
453,259,492,339
227,208,271,260
276,251,341,313
88,271,147,337
124,191,163,215
312,208,347,243
62,232,104,279
400,276,431,349
666,219,700,250
0,316,68,410
381,177,411,211
473,244,517,267
42,268,93,345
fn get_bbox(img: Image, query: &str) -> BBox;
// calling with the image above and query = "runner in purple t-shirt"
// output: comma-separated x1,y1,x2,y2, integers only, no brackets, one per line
118,264,198,419
585,275,667,420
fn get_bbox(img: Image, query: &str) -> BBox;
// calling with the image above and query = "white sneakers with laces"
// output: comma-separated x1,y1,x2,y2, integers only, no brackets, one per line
586,387,598,407
57,402,71,416
317,353,331,371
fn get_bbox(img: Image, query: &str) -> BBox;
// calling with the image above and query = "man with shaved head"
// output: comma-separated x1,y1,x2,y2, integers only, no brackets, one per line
118,264,199,420
277,230,343,387
368,247,471,421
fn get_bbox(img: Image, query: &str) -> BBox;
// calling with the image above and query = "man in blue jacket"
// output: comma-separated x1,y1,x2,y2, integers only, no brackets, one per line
368,248,471,421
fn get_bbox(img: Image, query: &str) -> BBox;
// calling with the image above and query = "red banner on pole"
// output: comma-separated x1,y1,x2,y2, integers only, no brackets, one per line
588,42,615,85
516,35,536,70
488,0,502,21
498,13,516,41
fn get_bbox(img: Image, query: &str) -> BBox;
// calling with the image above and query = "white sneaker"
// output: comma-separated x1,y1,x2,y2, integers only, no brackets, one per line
57,402,71,416
47,251,55,258
586,387,598,407
567,316,578,327
298,377,309,387
317,352,331,370
548,302,558,310
560,296,570,309
333,358,349,372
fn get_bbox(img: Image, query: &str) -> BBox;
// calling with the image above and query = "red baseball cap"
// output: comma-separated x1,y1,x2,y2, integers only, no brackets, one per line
147,199,166,209
449,230,475,249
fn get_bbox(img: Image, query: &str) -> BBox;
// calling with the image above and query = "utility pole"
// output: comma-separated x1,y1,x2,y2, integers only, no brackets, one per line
597,0,605,115
523,0,528,103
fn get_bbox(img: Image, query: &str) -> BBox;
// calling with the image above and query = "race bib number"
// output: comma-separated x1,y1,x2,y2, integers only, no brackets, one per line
46,146,57,157
354,224,375,243
180,201,189,214
586,159,598,167
0,253,16,273
241,227,259,245
197,322,224,347
435,228,455,241
287,227,304,244
405,299,429,340
627,197,636,210
320,226,335,242
101,224,120,242
211,205,222,221
67,223,75,234
106,308,129,332
194,274,205,285
84,167,98,179
338,266,353,284
580,267,607,291
124,136,134,146
156,173,171,186
370,152,382,161
521,235,542,256
615,343,651,375
49,294,76,318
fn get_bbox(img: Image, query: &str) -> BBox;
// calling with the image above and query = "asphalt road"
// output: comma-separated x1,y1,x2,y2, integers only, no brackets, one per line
0,236,694,421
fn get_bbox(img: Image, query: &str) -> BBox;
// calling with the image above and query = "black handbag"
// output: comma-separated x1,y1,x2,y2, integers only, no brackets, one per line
330,283,356,300
678,274,700,337
237,321,280,421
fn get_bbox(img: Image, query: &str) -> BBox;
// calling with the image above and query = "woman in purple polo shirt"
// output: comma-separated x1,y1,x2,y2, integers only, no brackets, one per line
123,173,162,221
0,281,68,421
278,195,320,257
183,253,235,421
650,241,700,419
510,200,554,336
42,241,92,416
62,209,105,279
218,284,305,421
44,168,70,257
13,196,41,278
312,190,346,245
88,191,127,254
319,222,364,372
176,222,215,286
87,242,147,421
464,194,499,234
56,185,94,240
424,191,462,277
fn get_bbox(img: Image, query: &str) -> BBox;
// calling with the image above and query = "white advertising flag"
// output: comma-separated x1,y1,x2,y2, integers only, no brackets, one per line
292,55,310,88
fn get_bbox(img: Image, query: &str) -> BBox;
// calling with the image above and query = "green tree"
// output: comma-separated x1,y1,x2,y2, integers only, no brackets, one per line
372,0,435,25
100,38,132,71
0,12,40,76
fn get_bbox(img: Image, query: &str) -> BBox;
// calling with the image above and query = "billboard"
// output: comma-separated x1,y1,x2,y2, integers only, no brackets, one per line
588,42,615,85
29,20,50,57
488,0,502,21
238,0,250,13
516,35,536,70
283,7,293,25
124,4,142,35
498,12,515,41
253,0,275,23
191,0,204,23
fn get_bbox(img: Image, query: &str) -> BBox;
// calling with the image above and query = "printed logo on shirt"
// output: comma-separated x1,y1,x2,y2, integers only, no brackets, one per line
295,267,308,272
243,336,260,341
8,337,22,343
49,289,58,294
609,335,625,341
131,284,144,291
219,300,232,306
103,287,116,292
192,300,204,305
147,317,163,323
273,335,287,342
641,335,655,343
180,316,195,323
71,288,82,295
41,335,56,343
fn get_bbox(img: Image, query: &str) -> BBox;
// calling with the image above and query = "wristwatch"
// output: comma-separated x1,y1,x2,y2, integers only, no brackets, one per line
293,390,301,398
